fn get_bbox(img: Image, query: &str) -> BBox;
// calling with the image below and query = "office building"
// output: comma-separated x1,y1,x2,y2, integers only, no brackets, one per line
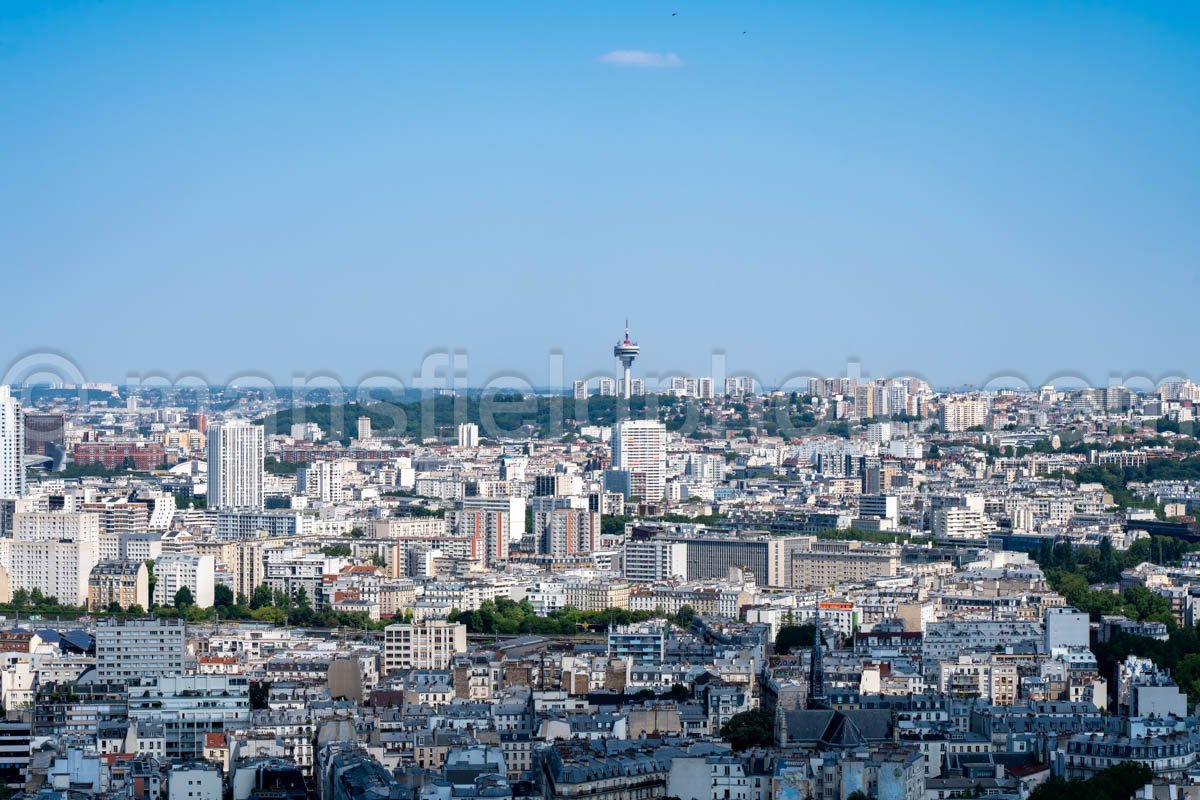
207,420,264,511
23,413,64,458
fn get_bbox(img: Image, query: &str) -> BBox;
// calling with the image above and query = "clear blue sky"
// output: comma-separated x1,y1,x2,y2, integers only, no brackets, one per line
2,1,1198,390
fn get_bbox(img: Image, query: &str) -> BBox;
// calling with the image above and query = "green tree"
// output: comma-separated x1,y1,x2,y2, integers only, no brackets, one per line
214,584,235,608
249,584,274,610
10,589,28,610
719,707,775,751
249,680,271,710
30,587,44,606
775,624,817,655
674,604,696,629
145,560,157,608
174,586,195,609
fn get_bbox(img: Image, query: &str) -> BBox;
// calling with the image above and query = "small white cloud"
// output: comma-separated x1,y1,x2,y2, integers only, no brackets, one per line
597,50,684,68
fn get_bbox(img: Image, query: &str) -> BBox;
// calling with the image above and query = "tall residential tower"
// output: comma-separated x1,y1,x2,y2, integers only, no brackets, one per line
206,420,264,511
0,387,25,498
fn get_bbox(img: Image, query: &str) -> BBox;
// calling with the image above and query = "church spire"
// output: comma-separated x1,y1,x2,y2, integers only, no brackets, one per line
807,602,828,709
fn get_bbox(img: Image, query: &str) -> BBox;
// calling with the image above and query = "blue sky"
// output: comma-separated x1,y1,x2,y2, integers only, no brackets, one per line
2,0,1198,390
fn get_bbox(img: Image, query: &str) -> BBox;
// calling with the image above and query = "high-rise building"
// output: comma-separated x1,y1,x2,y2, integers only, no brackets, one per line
531,495,601,557
0,387,24,499
356,416,372,441
445,496,524,566
207,420,264,511
698,377,715,400
297,459,347,504
23,413,64,458
611,420,666,502
597,377,616,397
456,423,479,449
572,380,588,400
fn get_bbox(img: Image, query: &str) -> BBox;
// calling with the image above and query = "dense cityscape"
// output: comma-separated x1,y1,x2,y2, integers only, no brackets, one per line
6,0,1197,798
1,331,1200,800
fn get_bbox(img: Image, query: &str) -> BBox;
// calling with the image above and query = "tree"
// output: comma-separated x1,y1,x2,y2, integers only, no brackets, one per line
145,560,157,609
775,624,817,655
214,585,234,608
674,604,696,630
349,526,365,538
1028,760,1152,800
127,604,146,616
249,584,274,610
107,601,122,614
293,587,313,611
30,587,44,606
249,680,271,710
10,589,29,609
174,586,195,609
719,707,774,751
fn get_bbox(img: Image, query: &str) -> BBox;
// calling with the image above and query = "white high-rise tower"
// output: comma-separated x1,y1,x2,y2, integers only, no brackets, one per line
611,419,666,502
613,323,640,400
0,386,25,498
207,420,264,511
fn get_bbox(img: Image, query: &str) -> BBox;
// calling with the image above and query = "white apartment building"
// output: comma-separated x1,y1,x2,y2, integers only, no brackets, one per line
623,539,688,583
7,512,101,606
382,620,467,673
128,674,250,760
207,420,264,511
296,459,347,504
95,618,187,685
456,423,480,449
152,554,216,608
0,387,24,499
931,506,988,540
938,398,991,432
611,420,666,502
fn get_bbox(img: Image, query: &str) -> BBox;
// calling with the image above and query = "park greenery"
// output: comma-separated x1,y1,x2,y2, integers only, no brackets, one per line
448,597,695,636
1032,538,1186,626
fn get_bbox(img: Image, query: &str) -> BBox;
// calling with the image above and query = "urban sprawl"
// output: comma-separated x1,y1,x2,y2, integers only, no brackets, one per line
2,341,1200,800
